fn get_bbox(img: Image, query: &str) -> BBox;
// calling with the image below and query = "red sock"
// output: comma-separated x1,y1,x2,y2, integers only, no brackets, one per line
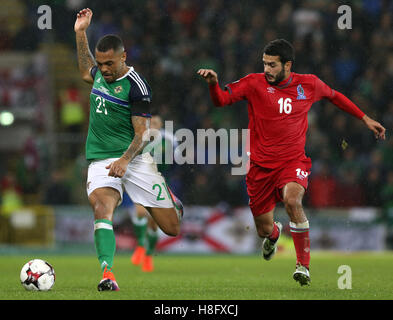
290,221,310,269
268,222,280,242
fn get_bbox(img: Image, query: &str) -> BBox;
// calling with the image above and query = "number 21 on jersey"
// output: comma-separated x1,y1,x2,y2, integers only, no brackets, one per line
278,97,292,114
95,96,108,115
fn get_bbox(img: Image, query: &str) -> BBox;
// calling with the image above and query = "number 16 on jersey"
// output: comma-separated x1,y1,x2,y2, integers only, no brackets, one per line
278,97,292,114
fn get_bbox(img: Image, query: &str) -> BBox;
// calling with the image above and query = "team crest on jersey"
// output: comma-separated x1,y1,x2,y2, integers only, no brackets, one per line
297,84,306,100
114,85,123,94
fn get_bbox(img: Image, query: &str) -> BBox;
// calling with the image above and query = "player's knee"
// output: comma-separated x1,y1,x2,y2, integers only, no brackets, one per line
284,196,303,214
93,201,113,220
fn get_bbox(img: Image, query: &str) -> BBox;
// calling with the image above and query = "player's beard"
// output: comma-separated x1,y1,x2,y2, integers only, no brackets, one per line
265,68,286,86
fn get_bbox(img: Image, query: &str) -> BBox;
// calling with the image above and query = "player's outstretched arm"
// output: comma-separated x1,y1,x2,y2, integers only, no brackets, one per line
315,77,386,140
328,90,386,140
74,8,95,84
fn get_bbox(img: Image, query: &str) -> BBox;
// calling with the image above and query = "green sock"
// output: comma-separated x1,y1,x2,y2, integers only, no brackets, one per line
94,219,116,272
132,215,148,247
146,228,158,256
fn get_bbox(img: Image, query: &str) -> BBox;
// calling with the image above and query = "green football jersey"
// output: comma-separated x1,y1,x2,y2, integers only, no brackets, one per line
86,66,152,160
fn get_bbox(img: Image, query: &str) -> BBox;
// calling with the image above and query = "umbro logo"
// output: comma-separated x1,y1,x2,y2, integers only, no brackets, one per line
267,87,275,93
96,78,101,83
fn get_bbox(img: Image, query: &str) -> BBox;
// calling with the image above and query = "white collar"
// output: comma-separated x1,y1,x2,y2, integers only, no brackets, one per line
116,66,134,81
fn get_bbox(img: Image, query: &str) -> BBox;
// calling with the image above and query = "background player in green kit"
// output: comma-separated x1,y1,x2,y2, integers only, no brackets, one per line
74,8,183,291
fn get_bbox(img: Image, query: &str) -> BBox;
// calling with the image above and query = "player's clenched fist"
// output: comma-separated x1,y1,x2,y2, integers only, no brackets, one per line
74,8,93,32
106,158,129,178
197,69,218,85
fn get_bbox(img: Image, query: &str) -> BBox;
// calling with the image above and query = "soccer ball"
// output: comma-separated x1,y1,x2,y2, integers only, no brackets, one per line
20,259,55,291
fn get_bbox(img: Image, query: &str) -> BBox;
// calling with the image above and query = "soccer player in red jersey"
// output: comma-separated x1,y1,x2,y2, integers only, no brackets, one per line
197,39,386,286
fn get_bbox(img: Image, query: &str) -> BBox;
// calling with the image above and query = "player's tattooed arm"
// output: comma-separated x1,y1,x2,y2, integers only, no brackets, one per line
106,116,151,178
74,8,95,83
76,32,95,83
123,116,151,161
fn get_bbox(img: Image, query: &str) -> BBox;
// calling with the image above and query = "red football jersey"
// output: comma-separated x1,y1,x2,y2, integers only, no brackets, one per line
209,72,364,168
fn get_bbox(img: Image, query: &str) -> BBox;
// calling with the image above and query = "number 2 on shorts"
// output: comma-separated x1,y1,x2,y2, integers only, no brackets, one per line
152,183,167,201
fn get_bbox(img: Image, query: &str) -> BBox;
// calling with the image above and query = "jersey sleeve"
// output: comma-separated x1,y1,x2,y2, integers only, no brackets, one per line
128,71,152,117
224,75,253,103
313,75,335,102
90,66,98,80
128,71,152,103
209,75,252,106
313,75,364,119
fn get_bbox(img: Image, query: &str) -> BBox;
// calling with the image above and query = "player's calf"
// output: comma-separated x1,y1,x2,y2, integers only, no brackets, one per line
289,220,310,270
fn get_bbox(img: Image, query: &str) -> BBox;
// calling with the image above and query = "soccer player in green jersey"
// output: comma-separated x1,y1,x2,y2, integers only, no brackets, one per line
74,8,183,291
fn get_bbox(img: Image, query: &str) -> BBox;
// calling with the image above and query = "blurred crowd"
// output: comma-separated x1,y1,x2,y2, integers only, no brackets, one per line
1,0,393,213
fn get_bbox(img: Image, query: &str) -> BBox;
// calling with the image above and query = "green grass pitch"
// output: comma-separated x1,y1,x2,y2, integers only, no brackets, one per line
1,251,393,300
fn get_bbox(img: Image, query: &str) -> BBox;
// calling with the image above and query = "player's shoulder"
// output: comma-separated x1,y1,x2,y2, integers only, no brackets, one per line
125,66,152,102
242,73,264,81
293,72,318,83
124,67,149,85
226,73,261,90
125,67,150,89
234,73,265,86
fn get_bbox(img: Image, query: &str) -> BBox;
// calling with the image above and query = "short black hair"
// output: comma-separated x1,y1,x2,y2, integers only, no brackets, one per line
263,39,295,65
96,34,124,52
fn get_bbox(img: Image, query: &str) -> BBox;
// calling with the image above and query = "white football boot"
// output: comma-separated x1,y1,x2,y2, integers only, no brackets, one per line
293,263,311,286
262,222,282,261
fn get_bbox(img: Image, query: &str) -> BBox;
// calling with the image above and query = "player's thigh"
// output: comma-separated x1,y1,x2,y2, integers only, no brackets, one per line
246,162,278,217
147,207,178,236
86,158,124,207
88,187,121,221
123,155,177,235
122,156,174,210
277,159,311,202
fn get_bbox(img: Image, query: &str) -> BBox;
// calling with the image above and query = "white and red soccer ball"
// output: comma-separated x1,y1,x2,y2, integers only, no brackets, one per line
20,259,55,291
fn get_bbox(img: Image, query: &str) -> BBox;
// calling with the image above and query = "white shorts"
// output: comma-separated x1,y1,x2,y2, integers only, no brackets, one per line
86,153,174,208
